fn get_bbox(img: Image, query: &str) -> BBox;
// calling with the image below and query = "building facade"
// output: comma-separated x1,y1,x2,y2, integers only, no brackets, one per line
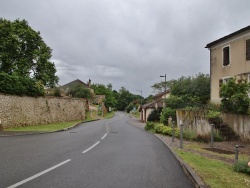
206,25,250,103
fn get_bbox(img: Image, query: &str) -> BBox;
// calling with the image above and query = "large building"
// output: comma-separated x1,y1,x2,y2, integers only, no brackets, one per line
206,25,250,103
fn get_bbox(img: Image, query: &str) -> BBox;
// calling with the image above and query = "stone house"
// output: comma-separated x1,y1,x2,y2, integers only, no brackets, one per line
139,90,170,122
205,25,250,103
46,79,93,97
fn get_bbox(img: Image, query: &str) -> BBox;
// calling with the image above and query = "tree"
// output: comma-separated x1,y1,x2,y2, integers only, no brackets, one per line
152,73,210,107
91,83,117,108
68,84,93,99
0,18,58,88
220,78,250,115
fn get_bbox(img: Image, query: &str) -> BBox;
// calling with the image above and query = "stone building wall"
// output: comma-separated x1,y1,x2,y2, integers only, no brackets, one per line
0,93,86,128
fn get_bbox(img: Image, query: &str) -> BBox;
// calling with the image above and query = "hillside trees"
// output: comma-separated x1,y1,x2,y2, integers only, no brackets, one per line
91,84,143,111
0,18,58,96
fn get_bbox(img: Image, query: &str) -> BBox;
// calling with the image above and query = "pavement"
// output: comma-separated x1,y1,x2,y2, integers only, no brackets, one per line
127,115,207,188
0,116,207,188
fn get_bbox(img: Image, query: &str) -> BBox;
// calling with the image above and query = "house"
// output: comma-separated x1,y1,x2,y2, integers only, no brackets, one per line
205,25,250,103
60,79,94,96
139,90,170,122
46,79,93,97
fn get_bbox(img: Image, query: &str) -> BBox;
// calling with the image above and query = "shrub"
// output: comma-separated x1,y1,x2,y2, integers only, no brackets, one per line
160,107,176,125
214,130,224,142
233,161,250,175
147,109,161,122
183,129,197,141
0,73,45,96
145,122,155,130
53,87,61,97
220,78,250,115
154,124,162,133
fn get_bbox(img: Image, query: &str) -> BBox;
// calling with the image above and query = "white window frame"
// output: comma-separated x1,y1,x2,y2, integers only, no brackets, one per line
222,76,231,84
222,45,231,67
248,74,250,83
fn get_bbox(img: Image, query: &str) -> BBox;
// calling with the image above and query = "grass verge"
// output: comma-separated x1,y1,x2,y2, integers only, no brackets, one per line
5,111,115,132
175,149,250,188
5,120,82,132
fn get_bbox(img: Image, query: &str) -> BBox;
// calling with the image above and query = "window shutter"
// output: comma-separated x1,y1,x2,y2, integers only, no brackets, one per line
246,39,250,61
223,46,230,66
219,79,223,87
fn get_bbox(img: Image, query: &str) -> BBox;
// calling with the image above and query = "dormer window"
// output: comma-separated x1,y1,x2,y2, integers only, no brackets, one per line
223,46,230,66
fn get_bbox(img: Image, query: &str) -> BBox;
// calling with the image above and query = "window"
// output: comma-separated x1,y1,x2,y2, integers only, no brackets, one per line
246,39,250,61
219,77,231,98
223,46,230,66
219,77,231,87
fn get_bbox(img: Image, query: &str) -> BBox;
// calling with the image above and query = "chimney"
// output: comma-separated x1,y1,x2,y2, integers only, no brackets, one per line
88,79,91,87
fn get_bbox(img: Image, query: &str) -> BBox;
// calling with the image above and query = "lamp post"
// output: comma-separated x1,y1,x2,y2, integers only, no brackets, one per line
137,90,142,106
160,74,166,108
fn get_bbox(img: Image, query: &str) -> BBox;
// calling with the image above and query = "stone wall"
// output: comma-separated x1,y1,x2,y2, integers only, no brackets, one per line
0,93,86,128
221,113,250,141
176,110,250,141
176,110,211,135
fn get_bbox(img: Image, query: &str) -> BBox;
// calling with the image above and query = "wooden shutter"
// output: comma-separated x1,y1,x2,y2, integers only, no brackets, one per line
223,46,230,66
246,39,250,61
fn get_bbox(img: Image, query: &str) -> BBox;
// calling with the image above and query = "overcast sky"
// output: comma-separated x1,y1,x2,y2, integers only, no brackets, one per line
1,0,250,97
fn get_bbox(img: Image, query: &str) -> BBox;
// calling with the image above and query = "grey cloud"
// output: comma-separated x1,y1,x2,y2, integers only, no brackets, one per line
1,0,250,96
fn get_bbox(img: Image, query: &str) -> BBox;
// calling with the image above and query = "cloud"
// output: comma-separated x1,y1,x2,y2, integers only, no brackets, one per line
1,0,250,96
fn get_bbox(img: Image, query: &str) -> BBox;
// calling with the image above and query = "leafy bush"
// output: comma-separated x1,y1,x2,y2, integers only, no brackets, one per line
145,122,155,130
183,129,197,141
147,109,161,122
125,103,134,113
0,73,45,96
214,130,224,142
233,161,250,175
53,87,61,97
220,78,250,115
160,107,176,125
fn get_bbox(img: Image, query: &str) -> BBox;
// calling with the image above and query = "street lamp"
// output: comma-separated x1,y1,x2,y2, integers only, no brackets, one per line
160,74,166,108
137,90,142,106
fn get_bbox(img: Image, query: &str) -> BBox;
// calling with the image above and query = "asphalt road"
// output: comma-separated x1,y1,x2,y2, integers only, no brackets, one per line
0,112,194,188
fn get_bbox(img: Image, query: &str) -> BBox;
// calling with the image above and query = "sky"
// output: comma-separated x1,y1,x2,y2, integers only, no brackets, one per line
1,0,250,97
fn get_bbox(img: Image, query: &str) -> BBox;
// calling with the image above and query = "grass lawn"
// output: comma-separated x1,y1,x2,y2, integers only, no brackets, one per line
175,149,250,188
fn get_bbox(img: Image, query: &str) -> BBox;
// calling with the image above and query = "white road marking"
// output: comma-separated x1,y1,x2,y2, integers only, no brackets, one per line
82,141,100,154
101,133,107,140
7,159,71,188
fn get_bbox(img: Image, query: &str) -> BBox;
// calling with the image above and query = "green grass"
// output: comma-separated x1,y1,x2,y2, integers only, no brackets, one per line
105,111,115,119
175,149,250,188
5,120,82,132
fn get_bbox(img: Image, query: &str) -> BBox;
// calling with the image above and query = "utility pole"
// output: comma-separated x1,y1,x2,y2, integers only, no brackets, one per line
160,74,166,108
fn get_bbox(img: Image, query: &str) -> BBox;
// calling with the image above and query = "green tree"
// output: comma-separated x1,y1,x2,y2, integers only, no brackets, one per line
91,83,117,108
0,18,58,88
69,84,93,99
220,78,250,115
160,107,176,125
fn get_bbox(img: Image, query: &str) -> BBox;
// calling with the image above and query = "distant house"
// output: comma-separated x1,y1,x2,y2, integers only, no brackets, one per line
206,25,250,103
46,79,93,97
60,79,93,96
139,90,170,122
92,95,105,105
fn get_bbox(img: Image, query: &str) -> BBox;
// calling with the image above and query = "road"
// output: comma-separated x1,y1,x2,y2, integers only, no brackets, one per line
0,112,194,188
